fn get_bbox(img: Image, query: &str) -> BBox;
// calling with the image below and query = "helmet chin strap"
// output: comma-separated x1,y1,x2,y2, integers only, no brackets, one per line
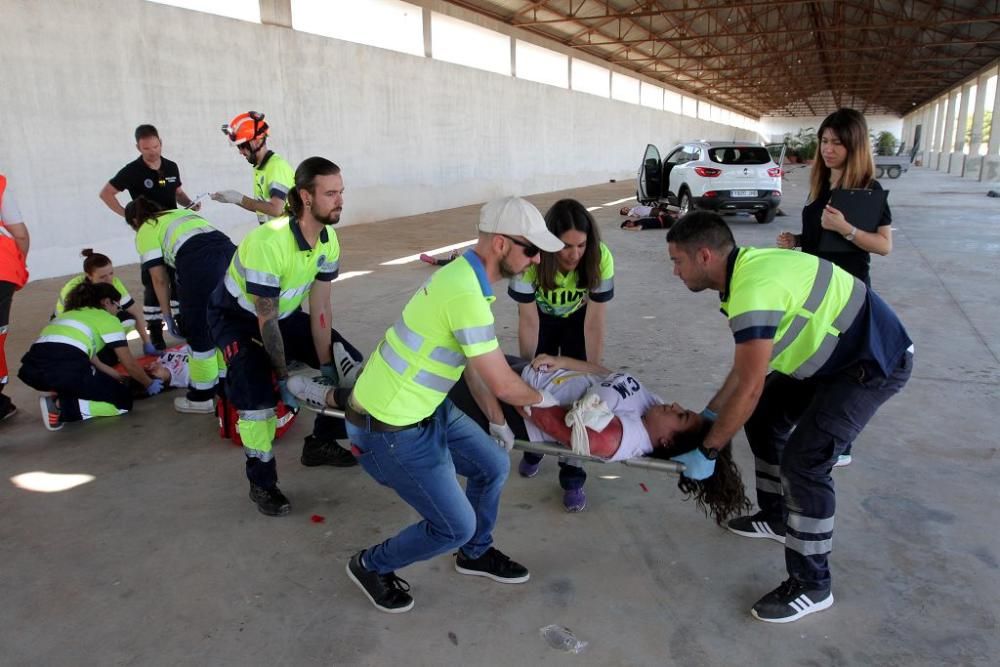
243,139,265,166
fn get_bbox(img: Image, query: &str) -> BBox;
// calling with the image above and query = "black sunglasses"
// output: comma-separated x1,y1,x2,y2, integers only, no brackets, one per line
501,234,541,258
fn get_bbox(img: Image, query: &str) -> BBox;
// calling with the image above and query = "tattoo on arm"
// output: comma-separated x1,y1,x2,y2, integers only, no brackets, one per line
257,296,288,378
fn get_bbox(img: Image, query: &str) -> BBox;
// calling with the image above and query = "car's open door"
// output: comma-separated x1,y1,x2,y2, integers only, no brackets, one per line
637,144,662,204
765,143,787,184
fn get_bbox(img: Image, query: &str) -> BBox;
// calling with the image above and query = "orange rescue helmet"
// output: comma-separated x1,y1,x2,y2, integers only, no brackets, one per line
221,111,269,146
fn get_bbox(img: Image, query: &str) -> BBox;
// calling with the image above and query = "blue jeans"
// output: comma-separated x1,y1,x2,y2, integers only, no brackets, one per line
346,399,510,574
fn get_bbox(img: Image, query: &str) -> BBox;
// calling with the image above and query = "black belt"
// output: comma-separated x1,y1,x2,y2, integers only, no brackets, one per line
344,401,427,433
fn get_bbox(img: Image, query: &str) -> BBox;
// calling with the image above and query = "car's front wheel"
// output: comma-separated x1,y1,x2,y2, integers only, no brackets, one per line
755,205,778,224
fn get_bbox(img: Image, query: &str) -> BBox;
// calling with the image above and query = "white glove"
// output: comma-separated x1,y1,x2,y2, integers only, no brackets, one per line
489,421,516,452
524,388,559,416
212,190,244,205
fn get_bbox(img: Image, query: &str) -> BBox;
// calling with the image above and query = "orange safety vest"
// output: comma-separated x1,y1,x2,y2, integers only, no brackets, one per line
0,174,29,288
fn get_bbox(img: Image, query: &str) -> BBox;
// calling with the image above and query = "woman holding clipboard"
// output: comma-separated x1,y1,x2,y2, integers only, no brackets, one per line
777,108,893,467
777,108,892,288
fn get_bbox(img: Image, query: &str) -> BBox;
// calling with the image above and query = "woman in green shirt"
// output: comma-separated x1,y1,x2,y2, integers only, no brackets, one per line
54,249,156,359
20,281,163,431
507,199,615,511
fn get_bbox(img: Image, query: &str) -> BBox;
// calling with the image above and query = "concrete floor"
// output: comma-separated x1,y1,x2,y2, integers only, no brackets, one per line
1,167,998,666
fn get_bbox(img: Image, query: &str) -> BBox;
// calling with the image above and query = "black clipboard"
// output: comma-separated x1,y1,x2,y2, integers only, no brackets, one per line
817,188,888,252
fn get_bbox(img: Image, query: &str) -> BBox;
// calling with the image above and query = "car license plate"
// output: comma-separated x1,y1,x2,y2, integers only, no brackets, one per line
731,190,757,197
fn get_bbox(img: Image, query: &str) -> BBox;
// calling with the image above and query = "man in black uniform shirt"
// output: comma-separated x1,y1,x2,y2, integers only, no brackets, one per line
99,124,198,348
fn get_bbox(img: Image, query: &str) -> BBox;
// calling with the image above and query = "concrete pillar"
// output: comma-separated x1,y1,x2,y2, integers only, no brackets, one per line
966,74,989,179
970,75,989,155
989,68,1000,156
983,68,1000,183
260,0,291,28
951,84,971,175
423,8,432,58
941,92,957,170
930,97,946,169
926,103,937,157
510,35,516,78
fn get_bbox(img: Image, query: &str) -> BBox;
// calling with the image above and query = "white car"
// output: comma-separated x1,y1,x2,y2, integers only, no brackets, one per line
637,141,784,224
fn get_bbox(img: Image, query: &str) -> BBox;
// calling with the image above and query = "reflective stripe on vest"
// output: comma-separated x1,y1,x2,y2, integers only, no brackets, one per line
35,334,91,355
162,213,209,266
378,341,457,394
771,261,865,379
769,260,865,379
226,247,315,320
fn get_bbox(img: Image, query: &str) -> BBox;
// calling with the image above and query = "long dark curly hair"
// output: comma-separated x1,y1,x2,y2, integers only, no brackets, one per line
650,420,752,526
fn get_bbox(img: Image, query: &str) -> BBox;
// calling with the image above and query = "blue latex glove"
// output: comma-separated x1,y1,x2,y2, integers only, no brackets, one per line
277,378,300,411
142,341,159,356
670,448,717,481
164,314,183,339
320,362,338,384
145,378,164,396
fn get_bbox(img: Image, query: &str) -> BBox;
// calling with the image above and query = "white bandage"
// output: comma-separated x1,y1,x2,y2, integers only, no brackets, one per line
564,392,614,457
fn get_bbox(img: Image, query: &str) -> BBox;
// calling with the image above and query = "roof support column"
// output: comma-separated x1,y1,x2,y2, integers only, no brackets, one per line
260,0,291,28
951,84,971,175
988,67,1000,156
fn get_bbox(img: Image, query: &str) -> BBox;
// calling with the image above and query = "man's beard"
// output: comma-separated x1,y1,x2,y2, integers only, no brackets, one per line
498,252,519,279
311,201,342,226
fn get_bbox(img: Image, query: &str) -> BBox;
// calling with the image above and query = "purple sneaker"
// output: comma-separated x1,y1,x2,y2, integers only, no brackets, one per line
518,458,540,478
563,488,586,512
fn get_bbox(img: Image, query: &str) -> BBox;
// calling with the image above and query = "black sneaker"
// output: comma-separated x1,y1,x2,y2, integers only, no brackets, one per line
727,511,786,544
0,401,17,423
346,550,414,613
301,435,358,467
751,578,834,623
249,483,291,516
455,547,530,584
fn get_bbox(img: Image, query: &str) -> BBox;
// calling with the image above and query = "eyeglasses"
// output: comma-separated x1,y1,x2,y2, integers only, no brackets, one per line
501,234,540,258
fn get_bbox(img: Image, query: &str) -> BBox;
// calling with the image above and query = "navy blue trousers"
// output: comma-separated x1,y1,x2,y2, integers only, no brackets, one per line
208,304,361,445
744,351,913,590
174,232,236,401
19,343,133,422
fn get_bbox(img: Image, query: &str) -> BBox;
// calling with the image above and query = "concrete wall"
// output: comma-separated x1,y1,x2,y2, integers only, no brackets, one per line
1,0,754,280
759,114,904,145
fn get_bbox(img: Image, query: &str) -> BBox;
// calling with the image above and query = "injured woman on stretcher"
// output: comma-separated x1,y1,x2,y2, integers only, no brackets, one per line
290,353,750,525
453,354,750,524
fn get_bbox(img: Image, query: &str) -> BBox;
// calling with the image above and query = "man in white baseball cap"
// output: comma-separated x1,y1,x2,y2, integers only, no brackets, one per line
341,195,562,613
478,196,565,257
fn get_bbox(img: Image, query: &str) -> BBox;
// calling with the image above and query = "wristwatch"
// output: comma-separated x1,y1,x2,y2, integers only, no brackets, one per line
698,443,720,460
844,226,857,241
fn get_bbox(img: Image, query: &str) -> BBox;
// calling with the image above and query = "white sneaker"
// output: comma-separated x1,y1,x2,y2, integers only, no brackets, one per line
174,397,215,414
834,454,852,468
287,375,332,410
332,342,362,386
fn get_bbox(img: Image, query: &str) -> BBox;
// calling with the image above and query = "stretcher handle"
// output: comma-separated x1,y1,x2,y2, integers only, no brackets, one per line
307,405,685,475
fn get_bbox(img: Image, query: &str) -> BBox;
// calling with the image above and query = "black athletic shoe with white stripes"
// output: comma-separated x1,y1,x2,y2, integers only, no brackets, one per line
727,511,786,543
751,578,834,623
